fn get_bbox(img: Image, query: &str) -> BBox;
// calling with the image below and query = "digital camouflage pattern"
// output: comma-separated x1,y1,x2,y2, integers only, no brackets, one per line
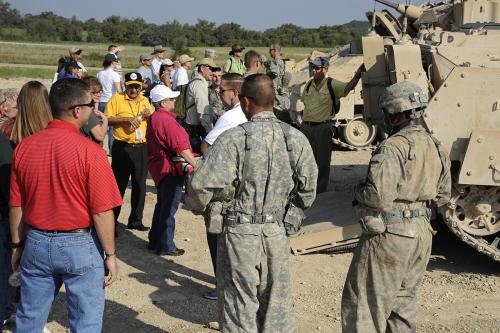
266,59,290,112
379,81,429,115
341,123,451,333
186,111,317,333
208,86,225,120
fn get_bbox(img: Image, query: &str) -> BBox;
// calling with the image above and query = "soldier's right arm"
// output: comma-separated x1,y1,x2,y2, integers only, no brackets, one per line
185,136,238,213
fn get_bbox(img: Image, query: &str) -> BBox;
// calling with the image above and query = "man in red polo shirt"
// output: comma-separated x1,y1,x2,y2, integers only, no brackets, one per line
147,85,196,256
9,78,122,333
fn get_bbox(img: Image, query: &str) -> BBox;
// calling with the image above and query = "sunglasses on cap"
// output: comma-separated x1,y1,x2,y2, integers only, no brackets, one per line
68,100,95,110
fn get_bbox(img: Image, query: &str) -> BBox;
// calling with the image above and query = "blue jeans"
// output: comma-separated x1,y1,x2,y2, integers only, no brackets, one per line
99,101,113,154
15,229,105,333
148,175,184,252
0,222,16,331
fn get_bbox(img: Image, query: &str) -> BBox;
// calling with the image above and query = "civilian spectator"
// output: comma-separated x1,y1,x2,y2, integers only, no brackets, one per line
97,54,122,152
223,44,246,75
81,76,108,143
199,73,246,301
52,57,67,83
208,68,224,121
105,72,154,232
147,85,196,256
137,53,154,91
172,54,194,121
9,78,121,333
151,45,166,82
11,81,53,144
159,59,174,89
184,58,217,152
244,50,262,77
107,44,123,79
172,54,193,90
60,61,81,79
68,47,87,77
0,89,18,138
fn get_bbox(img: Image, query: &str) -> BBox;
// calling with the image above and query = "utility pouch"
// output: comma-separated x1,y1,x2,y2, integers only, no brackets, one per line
204,202,224,234
283,203,305,236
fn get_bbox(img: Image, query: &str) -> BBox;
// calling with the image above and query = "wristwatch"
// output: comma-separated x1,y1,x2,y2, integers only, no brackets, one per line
10,241,24,249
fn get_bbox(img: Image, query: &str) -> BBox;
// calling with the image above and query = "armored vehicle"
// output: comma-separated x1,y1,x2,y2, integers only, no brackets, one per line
361,0,500,261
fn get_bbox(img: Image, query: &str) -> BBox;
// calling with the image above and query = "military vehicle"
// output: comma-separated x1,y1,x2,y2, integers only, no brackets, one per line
291,0,500,262
360,0,500,261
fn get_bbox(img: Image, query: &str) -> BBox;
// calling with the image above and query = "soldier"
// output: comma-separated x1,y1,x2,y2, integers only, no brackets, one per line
341,81,452,333
264,44,291,123
185,74,318,333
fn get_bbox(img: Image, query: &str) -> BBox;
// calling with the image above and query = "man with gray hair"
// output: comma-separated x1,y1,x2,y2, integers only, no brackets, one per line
264,44,291,122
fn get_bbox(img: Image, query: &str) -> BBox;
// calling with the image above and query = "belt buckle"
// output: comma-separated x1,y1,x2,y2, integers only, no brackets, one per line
403,210,412,218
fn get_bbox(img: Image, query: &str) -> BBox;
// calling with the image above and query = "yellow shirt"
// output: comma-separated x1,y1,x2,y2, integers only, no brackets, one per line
301,77,346,122
104,93,154,143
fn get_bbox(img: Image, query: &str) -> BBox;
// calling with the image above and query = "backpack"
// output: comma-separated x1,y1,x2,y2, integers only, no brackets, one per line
305,77,340,116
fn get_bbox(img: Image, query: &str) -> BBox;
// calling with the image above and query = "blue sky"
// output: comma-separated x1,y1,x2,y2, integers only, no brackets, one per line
9,0,428,30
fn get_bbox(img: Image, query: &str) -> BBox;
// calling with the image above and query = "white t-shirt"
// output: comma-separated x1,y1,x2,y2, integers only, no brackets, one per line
204,104,247,145
151,58,162,82
97,68,121,103
173,67,189,90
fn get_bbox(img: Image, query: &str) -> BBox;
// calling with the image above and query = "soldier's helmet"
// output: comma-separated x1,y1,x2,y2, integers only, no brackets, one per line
379,81,428,115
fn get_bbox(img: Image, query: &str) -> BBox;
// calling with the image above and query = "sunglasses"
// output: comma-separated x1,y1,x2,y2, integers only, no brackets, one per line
126,84,142,90
311,65,322,71
68,100,95,110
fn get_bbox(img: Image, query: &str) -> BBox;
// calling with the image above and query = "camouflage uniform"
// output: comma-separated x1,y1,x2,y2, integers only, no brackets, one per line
208,85,225,122
341,122,451,332
186,111,317,333
266,59,291,121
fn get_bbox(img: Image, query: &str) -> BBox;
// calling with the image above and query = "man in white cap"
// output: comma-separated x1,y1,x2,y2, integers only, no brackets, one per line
151,45,166,82
147,85,196,256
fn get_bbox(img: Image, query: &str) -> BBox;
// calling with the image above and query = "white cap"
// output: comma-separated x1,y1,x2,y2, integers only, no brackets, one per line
162,58,174,66
150,85,180,103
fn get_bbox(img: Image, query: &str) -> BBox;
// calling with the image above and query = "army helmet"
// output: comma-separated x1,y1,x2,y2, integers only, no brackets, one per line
379,81,428,115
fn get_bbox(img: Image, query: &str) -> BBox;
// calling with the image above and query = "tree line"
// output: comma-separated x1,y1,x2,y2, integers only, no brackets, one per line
0,1,369,48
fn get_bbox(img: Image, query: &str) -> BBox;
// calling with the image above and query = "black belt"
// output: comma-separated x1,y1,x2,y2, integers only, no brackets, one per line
114,140,146,148
302,120,331,126
31,226,91,234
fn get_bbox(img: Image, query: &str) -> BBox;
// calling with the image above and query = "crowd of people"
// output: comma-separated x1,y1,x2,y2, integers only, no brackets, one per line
0,42,451,333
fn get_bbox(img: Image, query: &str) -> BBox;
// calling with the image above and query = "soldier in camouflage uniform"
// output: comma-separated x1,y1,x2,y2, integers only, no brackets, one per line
186,74,318,333
341,81,452,333
264,44,291,123
208,68,225,122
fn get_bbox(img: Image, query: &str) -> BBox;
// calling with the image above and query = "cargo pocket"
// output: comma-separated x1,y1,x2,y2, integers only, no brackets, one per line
204,202,224,234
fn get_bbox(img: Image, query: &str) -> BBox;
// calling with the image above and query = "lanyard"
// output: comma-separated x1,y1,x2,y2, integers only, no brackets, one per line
127,99,142,117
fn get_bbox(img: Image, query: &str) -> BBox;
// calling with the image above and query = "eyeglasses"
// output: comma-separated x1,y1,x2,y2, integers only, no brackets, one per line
68,100,95,110
218,88,236,96
126,84,142,90
311,65,322,71
91,91,101,95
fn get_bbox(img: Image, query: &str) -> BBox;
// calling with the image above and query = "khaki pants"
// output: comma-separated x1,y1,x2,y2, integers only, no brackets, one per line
341,218,433,333
217,223,297,333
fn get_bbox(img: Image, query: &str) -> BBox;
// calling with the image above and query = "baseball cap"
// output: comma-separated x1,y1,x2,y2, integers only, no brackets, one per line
162,58,174,66
197,57,218,69
309,56,330,68
124,72,143,86
139,53,153,61
104,53,119,62
150,85,180,103
69,47,82,55
204,49,216,58
179,54,195,64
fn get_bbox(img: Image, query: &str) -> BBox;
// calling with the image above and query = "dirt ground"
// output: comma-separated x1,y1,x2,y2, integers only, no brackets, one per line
2,78,499,333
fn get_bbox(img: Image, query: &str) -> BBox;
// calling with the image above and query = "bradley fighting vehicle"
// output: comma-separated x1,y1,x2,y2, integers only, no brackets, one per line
290,0,500,261
361,0,500,261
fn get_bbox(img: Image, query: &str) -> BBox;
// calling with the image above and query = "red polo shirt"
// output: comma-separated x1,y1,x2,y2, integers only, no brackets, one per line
146,108,191,186
10,120,122,230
